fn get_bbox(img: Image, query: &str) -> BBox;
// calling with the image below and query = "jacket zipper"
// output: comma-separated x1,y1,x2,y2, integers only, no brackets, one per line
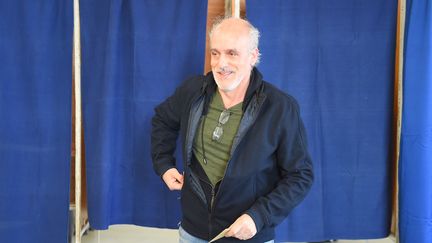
195,175,215,239
210,188,215,209
208,97,264,232
209,186,215,239
207,164,229,240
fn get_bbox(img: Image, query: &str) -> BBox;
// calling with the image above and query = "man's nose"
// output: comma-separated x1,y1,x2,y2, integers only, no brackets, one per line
218,54,228,67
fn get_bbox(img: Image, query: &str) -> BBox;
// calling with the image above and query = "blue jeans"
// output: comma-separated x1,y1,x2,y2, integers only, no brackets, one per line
178,226,274,243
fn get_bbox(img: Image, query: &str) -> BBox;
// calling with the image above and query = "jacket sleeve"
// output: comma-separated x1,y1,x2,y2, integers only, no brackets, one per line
151,84,187,177
245,98,314,231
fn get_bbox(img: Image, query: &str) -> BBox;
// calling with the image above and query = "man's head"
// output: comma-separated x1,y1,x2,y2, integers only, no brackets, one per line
209,17,260,93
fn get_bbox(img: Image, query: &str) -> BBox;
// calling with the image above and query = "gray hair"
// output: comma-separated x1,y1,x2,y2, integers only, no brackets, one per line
209,16,262,66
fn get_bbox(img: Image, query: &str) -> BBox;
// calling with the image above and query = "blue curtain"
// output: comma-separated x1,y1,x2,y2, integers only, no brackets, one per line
80,0,207,229
0,1,72,243
399,0,432,242
247,1,396,241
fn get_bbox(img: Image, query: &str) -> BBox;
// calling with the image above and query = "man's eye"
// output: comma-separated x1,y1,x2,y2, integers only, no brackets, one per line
229,51,238,56
211,52,218,56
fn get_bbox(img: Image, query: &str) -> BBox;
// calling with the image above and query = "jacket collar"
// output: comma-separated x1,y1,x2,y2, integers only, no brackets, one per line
202,67,264,114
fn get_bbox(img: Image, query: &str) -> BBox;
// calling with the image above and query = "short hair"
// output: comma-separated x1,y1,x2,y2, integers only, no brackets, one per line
209,16,262,66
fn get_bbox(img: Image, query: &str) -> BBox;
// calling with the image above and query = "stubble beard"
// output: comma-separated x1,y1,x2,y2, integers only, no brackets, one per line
214,68,245,92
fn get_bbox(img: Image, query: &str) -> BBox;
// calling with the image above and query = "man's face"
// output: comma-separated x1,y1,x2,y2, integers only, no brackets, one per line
210,22,258,92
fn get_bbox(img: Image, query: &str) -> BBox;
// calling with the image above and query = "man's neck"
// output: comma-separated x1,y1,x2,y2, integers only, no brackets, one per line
218,77,250,109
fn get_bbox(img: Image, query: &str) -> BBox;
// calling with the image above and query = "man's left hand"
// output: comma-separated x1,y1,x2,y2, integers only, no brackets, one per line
225,214,257,240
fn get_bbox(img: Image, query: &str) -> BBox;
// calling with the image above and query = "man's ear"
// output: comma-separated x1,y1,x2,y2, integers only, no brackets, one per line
250,48,259,66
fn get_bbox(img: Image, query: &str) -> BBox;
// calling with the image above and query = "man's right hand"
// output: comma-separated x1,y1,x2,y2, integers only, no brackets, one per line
162,168,184,191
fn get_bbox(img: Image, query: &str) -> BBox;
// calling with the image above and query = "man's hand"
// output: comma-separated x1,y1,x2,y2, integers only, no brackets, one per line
162,168,184,191
225,214,257,240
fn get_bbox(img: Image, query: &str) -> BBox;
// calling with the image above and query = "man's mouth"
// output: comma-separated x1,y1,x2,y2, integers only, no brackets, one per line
218,71,233,79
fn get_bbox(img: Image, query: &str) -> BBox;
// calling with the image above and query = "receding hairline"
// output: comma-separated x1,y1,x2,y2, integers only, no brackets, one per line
209,17,254,37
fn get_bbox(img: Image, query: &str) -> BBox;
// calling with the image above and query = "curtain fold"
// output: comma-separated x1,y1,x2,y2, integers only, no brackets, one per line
80,0,207,229
0,1,73,243
247,0,397,241
399,0,432,242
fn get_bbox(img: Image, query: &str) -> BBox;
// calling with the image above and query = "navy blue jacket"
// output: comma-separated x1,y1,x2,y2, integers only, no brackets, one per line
151,68,313,242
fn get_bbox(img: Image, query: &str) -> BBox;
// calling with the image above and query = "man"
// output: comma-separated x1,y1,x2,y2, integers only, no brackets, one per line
151,17,313,243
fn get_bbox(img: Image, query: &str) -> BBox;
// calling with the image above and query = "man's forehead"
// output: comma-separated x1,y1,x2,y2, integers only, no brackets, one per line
210,35,250,52
210,29,249,45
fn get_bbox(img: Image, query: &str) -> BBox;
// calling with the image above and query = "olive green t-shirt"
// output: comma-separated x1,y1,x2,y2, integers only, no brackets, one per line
192,91,243,186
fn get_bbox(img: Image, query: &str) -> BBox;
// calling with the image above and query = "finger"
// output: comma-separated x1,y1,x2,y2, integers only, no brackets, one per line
225,225,239,238
162,169,181,187
169,176,184,190
170,181,183,190
167,169,182,183
173,172,184,183
167,182,179,190
224,228,234,237
226,215,256,240
162,168,178,181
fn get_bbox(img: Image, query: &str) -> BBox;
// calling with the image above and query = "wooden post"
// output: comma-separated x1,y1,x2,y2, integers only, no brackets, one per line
73,0,82,242
231,0,240,18
391,0,405,242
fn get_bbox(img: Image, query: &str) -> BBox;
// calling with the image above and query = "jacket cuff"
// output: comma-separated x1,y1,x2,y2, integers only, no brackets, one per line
154,159,176,177
245,207,265,232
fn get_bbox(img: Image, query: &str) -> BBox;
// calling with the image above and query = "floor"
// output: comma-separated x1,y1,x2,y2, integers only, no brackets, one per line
77,224,396,243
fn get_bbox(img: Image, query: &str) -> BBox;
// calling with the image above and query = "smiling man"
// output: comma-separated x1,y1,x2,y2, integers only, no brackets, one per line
151,17,314,243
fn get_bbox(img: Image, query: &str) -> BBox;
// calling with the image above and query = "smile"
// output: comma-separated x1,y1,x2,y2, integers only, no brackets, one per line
218,71,233,78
